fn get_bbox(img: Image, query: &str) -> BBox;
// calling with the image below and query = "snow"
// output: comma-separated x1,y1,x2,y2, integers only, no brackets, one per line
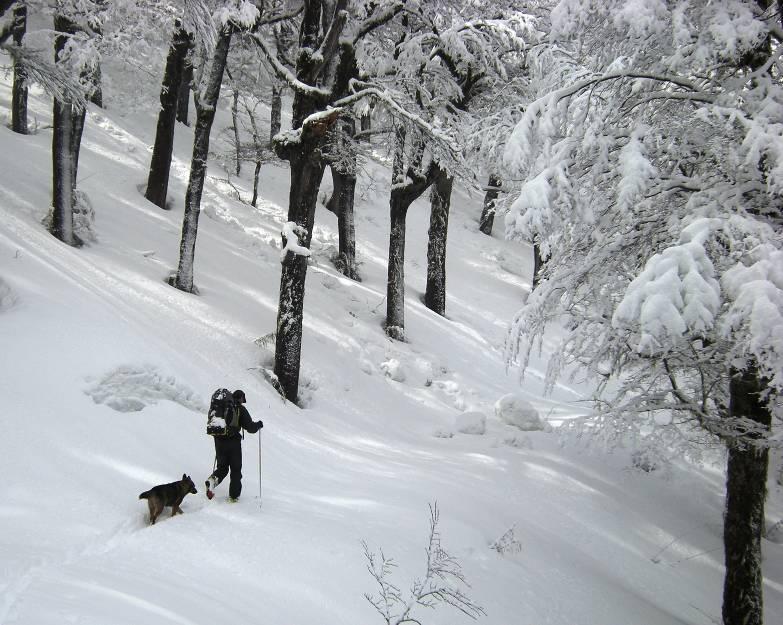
494,393,550,432
1,48,783,625
455,411,487,435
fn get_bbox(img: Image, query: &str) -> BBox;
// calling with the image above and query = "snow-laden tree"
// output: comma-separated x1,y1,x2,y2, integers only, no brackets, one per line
376,0,534,339
171,0,261,293
503,2,783,623
10,2,28,134
251,0,407,401
145,14,193,210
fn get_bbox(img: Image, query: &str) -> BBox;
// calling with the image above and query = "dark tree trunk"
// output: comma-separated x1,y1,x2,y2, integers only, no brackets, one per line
532,241,544,290
385,124,439,340
173,26,233,293
232,87,241,176
176,52,194,126
325,112,359,280
386,193,410,341
11,3,28,135
326,163,358,280
274,153,326,401
270,85,282,147
722,365,771,625
146,24,191,209
424,169,453,316
71,106,86,183
478,174,501,235
52,98,76,245
251,161,262,207
50,14,79,247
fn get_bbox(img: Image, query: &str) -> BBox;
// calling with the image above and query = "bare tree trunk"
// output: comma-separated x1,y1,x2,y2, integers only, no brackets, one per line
274,153,326,401
50,14,78,247
232,87,241,176
52,98,76,245
71,107,86,183
424,169,453,316
325,115,359,280
11,3,28,135
478,174,501,235
386,193,409,340
176,51,193,126
385,127,439,340
172,26,233,293
146,23,191,209
270,84,282,146
251,161,262,207
532,241,544,290
722,364,771,625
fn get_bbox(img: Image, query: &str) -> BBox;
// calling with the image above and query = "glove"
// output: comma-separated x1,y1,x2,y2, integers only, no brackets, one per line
257,420,264,429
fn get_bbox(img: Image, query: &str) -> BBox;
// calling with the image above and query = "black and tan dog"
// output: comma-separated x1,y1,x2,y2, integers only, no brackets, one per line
139,474,198,525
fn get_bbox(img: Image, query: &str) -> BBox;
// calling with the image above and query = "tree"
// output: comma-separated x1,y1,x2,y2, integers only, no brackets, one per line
50,0,103,246
171,20,236,292
145,19,192,209
363,504,485,624
503,3,783,623
252,0,406,401
11,2,28,134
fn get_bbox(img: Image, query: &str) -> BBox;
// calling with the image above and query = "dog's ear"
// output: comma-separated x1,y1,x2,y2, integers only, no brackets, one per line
182,473,187,480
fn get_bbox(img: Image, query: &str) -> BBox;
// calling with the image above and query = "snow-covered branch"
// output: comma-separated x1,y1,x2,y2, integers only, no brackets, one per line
250,31,331,99
280,222,312,262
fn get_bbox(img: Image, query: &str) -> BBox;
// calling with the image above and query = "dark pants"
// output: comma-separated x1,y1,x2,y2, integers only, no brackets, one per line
211,436,243,499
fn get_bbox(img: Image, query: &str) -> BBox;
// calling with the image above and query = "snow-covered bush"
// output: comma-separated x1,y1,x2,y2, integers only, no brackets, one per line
495,393,549,432
380,358,406,383
490,524,523,556
455,411,487,435
85,364,204,413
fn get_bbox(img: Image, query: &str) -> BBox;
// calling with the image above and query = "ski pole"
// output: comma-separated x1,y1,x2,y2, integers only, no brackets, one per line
258,429,262,507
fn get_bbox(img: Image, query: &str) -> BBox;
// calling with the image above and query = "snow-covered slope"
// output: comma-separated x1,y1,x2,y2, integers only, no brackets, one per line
1,70,782,625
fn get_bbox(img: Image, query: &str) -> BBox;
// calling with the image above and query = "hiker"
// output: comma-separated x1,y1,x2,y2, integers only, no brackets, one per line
205,389,263,502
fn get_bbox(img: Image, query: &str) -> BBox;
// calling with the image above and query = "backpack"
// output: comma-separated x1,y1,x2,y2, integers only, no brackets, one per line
206,388,240,436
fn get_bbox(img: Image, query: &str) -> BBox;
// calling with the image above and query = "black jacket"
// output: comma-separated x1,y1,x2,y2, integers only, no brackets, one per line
224,405,262,439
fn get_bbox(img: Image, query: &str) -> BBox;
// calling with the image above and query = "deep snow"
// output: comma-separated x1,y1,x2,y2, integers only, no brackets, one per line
0,60,782,625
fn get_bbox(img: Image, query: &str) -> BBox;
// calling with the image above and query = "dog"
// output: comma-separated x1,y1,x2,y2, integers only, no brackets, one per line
138,474,198,525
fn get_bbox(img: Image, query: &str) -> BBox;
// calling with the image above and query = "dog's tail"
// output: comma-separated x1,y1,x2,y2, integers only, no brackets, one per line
138,490,151,500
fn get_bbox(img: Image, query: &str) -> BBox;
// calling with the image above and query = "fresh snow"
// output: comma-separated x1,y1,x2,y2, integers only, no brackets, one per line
1,56,782,625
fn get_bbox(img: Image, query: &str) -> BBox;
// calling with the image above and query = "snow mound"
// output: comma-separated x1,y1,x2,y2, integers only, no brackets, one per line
0,276,17,311
84,365,206,413
380,358,406,382
455,411,487,435
495,393,550,432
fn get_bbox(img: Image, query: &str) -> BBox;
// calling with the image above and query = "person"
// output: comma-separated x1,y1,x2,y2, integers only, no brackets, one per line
205,389,263,502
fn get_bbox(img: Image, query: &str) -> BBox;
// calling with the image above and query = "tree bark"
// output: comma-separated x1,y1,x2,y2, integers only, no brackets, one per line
50,14,78,247
385,127,439,341
231,87,241,176
722,364,771,625
532,241,543,290
270,84,282,147
274,152,326,401
146,23,191,209
251,161,262,207
172,26,232,293
71,107,86,183
424,168,453,316
11,3,27,135
386,193,409,341
478,174,501,235
176,51,194,126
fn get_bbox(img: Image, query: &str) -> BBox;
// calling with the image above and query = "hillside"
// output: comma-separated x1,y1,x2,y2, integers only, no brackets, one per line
1,65,782,625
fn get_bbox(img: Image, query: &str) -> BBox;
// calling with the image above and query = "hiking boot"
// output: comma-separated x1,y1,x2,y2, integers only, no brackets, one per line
205,478,215,500
228,497,239,503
